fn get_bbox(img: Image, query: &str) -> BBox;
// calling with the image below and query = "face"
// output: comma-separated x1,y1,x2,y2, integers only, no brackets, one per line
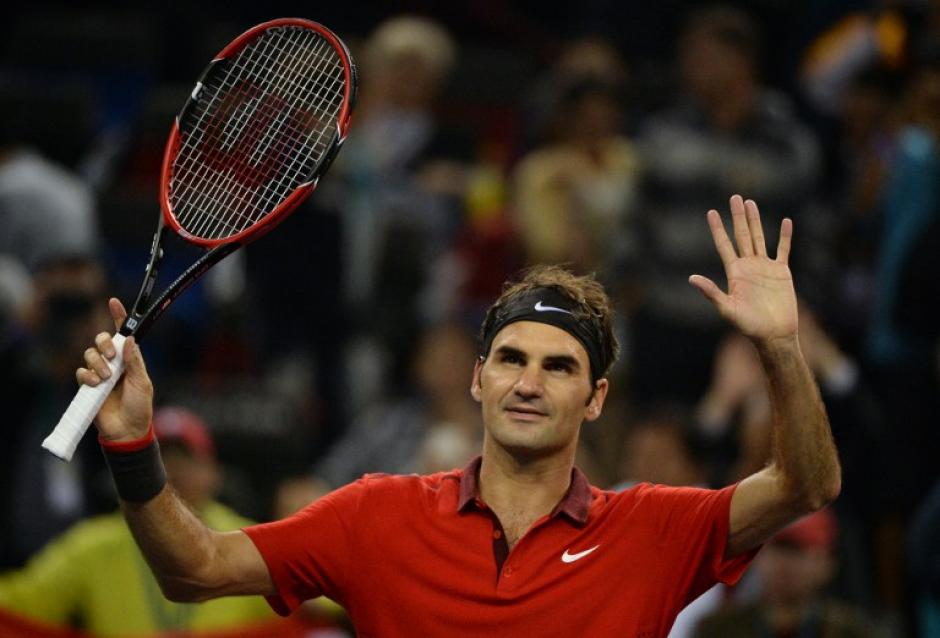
679,32,749,99
162,447,220,510
620,422,701,487
471,321,608,462
757,543,834,606
415,324,477,400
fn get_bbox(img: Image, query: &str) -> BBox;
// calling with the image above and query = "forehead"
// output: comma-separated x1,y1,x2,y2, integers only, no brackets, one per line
489,321,590,366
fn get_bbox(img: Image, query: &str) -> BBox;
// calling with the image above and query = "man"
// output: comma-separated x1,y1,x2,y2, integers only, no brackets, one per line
3,257,113,569
694,508,872,638
76,196,840,636
632,5,820,405
0,407,285,636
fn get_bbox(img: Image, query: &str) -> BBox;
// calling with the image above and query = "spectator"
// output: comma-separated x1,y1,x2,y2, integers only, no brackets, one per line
864,60,940,515
694,509,874,637
4,257,112,567
631,4,820,405
512,77,640,276
0,91,99,273
0,407,288,637
323,15,473,406
314,321,481,487
0,143,99,272
693,333,770,485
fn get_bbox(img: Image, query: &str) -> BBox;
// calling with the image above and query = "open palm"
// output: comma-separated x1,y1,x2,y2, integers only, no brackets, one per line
689,195,798,343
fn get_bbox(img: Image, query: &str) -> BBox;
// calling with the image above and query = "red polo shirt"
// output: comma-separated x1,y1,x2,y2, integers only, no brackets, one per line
242,457,757,637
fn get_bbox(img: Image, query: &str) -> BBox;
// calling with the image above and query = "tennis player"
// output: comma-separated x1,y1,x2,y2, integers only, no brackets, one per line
77,195,840,637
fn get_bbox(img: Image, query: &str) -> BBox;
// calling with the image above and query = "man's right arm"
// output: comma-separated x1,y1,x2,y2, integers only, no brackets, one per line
120,487,274,602
81,298,274,602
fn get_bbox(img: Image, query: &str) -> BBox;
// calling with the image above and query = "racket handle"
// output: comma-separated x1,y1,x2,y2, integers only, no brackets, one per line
42,334,127,461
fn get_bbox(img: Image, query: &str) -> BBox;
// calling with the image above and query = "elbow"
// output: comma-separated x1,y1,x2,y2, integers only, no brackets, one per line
801,474,842,513
157,570,227,603
159,578,211,603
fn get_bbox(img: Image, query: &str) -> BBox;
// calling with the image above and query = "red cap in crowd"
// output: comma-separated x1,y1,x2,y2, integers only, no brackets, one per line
152,406,215,460
770,507,838,551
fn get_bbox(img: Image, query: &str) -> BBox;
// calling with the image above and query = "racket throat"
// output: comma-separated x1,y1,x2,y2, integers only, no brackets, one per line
122,226,169,337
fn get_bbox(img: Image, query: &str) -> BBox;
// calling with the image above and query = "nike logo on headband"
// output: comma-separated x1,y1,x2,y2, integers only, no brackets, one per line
534,301,573,315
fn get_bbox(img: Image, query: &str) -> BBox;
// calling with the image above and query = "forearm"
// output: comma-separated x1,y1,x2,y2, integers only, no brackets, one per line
757,336,841,509
120,486,227,602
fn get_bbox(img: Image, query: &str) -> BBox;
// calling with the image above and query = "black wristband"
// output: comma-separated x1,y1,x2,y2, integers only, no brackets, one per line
102,439,168,503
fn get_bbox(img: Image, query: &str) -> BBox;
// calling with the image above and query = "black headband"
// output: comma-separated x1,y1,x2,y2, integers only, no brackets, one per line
481,287,606,382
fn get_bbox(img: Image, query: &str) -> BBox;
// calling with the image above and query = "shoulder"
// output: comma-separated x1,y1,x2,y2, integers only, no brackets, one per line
291,470,462,527
304,469,462,507
24,512,131,570
55,512,129,550
357,468,462,499
607,480,731,503
600,482,738,524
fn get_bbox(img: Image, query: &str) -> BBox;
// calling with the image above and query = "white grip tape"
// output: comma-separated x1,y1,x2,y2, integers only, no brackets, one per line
42,333,127,461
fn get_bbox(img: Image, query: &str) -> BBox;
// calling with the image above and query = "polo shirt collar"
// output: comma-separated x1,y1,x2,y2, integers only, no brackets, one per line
457,455,592,525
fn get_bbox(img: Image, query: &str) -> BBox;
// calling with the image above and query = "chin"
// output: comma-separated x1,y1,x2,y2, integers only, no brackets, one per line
492,432,566,461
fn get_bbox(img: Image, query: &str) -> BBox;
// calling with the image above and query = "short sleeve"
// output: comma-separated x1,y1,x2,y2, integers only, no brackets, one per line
242,478,367,615
642,483,759,604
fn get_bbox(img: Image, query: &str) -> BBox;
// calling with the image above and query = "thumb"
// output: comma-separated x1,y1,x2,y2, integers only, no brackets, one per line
109,297,128,332
689,275,730,316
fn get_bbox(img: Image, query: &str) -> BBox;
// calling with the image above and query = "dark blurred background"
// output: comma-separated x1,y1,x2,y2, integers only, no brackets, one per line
1,1,939,637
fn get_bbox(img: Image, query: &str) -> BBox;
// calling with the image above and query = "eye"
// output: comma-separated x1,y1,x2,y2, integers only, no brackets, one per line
500,352,524,365
546,361,572,374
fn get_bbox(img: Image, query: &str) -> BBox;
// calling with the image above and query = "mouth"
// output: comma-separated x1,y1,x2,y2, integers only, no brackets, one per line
504,405,548,421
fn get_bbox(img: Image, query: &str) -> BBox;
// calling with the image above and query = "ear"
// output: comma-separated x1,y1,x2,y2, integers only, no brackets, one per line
470,356,484,403
584,378,609,422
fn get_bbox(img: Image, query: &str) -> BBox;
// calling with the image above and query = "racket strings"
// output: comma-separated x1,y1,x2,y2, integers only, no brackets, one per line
170,25,347,240
183,31,322,238
182,28,342,235
178,29,343,238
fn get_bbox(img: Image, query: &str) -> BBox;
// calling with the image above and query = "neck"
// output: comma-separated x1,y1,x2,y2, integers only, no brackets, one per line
704,82,756,130
478,439,575,520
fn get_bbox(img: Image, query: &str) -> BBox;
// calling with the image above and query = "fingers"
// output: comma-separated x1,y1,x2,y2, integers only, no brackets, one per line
109,298,128,332
78,331,119,386
729,195,753,257
776,218,793,263
710,196,775,264
76,367,100,386
744,199,767,257
95,332,117,358
706,209,736,269
688,274,730,317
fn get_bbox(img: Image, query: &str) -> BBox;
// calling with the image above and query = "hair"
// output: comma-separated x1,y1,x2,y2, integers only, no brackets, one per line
480,265,620,378
682,4,760,61
365,15,457,80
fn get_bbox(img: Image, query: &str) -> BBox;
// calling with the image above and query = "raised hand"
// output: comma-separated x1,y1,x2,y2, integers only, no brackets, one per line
75,298,153,442
689,195,798,345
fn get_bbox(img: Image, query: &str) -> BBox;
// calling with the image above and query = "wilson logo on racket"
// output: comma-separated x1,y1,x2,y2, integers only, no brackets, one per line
199,86,312,191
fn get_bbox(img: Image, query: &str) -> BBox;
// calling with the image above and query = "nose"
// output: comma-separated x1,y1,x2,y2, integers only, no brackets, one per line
513,363,544,399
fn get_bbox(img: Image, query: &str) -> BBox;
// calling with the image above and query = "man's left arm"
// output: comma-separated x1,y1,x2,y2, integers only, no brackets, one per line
689,195,841,559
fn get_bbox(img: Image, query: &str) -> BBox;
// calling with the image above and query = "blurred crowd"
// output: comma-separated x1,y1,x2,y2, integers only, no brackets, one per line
1,1,939,637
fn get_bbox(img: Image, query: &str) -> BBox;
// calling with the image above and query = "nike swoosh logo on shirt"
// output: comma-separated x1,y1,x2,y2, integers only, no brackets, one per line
561,545,600,563
534,301,573,315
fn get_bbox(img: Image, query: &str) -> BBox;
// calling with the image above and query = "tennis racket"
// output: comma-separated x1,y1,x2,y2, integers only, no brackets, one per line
43,17,357,461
